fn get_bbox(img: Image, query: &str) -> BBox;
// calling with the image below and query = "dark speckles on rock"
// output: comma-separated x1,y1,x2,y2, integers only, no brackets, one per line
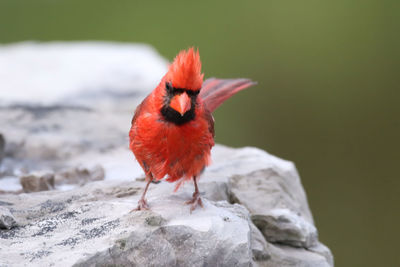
81,218,99,226
33,220,58,237
0,226,21,239
27,250,53,262
39,200,66,214
32,211,79,237
58,211,79,220
56,237,80,247
79,219,120,239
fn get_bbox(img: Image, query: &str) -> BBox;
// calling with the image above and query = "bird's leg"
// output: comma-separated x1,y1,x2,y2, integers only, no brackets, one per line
132,174,153,211
185,176,203,212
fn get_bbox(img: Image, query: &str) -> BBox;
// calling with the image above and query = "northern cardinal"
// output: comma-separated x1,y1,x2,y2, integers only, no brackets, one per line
129,48,255,211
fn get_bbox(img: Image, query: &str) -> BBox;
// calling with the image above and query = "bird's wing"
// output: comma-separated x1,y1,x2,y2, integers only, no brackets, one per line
131,95,149,126
203,106,215,138
200,78,256,113
129,95,151,146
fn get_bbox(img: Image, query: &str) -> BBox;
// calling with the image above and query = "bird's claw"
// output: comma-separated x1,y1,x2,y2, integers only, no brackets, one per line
185,192,203,212
131,198,149,212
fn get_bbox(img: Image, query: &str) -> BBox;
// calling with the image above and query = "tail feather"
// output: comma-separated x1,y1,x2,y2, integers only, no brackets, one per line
200,78,256,112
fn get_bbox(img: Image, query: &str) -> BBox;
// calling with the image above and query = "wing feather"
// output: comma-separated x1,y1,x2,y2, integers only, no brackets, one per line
200,78,256,112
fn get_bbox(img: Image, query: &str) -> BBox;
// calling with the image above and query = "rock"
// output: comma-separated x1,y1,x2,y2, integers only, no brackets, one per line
263,243,331,267
229,168,317,248
54,165,105,186
0,152,333,267
250,221,271,262
200,180,229,201
0,42,333,266
0,181,252,267
0,42,166,183
77,202,252,267
308,243,334,267
20,172,55,193
0,207,17,229
252,209,317,248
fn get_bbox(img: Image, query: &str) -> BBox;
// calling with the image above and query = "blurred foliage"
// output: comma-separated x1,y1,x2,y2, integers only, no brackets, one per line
1,0,399,266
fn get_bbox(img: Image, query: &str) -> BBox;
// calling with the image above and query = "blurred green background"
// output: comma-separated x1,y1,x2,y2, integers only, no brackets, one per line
1,0,399,266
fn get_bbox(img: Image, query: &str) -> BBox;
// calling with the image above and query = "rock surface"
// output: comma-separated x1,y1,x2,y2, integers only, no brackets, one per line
0,42,333,266
229,169,317,248
0,207,17,230
0,181,253,267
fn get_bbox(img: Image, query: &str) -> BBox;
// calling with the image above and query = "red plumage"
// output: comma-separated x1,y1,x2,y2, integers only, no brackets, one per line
129,48,255,210
165,48,204,91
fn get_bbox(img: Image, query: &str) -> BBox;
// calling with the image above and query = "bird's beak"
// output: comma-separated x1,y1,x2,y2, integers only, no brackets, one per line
170,93,191,116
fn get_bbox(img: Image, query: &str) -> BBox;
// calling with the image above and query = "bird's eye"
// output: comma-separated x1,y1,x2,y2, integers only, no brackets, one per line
166,82,173,92
174,88,184,94
187,90,200,96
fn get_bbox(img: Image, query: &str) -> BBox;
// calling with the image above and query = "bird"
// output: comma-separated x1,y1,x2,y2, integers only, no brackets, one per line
129,48,255,211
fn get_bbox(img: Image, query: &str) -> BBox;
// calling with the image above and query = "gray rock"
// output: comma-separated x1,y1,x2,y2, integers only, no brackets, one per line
0,42,168,184
252,209,317,248
201,180,229,201
20,172,55,193
0,181,252,267
0,206,17,229
76,216,251,267
229,168,317,248
0,42,333,266
0,164,333,267
250,221,271,262
54,165,105,186
308,243,334,267
261,243,331,267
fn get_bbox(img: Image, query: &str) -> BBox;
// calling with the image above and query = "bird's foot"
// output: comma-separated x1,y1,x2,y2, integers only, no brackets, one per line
131,198,149,212
185,191,203,212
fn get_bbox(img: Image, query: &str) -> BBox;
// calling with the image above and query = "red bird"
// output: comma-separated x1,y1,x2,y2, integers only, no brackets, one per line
129,48,255,211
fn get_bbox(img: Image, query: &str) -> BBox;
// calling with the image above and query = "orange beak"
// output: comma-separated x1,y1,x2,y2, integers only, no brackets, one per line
170,93,191,116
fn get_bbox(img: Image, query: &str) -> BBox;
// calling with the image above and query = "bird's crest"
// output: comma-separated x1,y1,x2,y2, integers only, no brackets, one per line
166,47,204,90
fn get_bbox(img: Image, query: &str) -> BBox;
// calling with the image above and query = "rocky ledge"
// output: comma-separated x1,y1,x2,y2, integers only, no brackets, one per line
0,42,333,267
